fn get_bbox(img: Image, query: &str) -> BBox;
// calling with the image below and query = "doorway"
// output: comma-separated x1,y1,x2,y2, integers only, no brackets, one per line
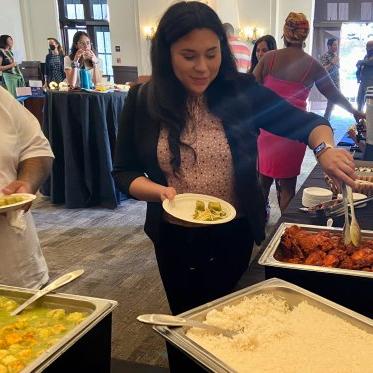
340,22,373,104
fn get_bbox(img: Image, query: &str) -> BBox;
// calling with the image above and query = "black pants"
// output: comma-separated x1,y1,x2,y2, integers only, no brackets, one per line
154,218,254,315
154,219,254,372
324,100,334,121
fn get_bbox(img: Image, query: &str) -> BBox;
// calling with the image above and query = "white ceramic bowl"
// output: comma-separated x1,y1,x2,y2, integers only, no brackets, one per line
302,187,333,208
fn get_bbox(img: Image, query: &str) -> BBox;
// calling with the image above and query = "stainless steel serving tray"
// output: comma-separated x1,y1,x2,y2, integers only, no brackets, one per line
258,222,373,279
154,278,373,373
0,285,117,373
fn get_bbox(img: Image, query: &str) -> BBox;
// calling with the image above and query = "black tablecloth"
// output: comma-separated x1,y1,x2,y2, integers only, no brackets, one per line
42,90,127,208
364,143,373,161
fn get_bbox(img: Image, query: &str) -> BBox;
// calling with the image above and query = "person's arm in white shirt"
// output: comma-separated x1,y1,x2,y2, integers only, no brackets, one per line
1,91,54,195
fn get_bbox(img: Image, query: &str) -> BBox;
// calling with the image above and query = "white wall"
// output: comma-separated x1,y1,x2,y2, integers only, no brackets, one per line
19,0,60,61
137,0,172,74
215,0,239,27
237,0,276,37
275,0,315,53
0,0,26,62
108,0,139,67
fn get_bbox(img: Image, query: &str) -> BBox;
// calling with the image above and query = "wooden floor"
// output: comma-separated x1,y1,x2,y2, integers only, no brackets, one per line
32,151,316,370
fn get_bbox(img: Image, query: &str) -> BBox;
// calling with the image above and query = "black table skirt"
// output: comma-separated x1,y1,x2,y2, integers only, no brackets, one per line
42,90,127,208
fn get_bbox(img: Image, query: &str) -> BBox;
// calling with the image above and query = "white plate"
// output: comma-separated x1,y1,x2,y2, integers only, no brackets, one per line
0,193,36,213
162,193,236,225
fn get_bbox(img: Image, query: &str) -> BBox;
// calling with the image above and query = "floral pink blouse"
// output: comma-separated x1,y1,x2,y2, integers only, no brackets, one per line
157,96,238,210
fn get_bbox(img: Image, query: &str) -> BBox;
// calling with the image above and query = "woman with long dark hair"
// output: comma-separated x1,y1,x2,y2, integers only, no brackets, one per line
45,37,65,84
249,34,277,73
0,35,25,96
64,31,102,88
114,1,355,314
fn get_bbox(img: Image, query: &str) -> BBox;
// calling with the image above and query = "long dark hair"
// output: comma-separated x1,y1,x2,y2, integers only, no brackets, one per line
249,35,277,73
0,35,12,49
148,1,238,173
69,31,94,67
48,37,65,56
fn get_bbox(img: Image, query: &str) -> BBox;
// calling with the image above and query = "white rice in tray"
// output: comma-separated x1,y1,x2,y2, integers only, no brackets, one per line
186,293,373,373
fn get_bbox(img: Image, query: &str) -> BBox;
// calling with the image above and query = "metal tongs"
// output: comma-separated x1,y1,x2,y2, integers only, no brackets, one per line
342,184,362,247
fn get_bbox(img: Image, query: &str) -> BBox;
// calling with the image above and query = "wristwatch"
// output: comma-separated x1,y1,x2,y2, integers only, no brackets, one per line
313,142,333,159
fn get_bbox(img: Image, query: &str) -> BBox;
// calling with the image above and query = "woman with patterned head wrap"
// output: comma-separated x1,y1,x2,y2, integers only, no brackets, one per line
253,12,363,215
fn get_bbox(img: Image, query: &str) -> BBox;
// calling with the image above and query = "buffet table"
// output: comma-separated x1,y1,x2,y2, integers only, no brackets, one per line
250,163,373,318
42,90,127,208
279,164,373,229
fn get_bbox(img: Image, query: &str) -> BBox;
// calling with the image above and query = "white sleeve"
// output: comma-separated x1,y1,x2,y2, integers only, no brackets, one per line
64,55,72,70
11,99,54,162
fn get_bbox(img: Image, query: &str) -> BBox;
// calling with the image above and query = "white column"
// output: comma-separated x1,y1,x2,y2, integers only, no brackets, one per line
108,0,140,67
0,0,27,61
19,0,60,61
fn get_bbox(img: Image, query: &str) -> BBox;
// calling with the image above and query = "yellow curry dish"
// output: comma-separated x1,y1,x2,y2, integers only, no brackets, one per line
0,296,87,373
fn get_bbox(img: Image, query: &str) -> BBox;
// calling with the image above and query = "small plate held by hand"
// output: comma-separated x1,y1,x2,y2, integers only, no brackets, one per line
162,193,236,225
0,193,36,213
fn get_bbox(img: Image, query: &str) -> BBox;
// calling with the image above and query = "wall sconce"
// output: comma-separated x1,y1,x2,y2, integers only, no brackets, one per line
241,26,265,44
143,26,156,41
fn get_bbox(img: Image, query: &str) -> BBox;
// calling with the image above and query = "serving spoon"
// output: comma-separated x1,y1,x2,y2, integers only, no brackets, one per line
346,185,362,246
10,269,84,316
137,313,237,338
342,184,351,245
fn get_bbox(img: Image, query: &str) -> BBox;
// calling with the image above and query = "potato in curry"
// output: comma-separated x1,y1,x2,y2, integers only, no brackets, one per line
0,296,87,372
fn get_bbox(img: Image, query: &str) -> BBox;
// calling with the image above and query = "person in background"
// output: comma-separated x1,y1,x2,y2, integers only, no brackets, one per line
0,86,54,288
254,13,362,214
248,34,277,74
356,40,373,111
320,37,340,120
223,22,251,72
64,31,102,88
45,37,65,85
0,35,25,97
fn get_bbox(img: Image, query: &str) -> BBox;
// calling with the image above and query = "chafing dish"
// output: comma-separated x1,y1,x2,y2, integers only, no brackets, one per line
154,278,373,373
0,285,117,372
258,222,373,317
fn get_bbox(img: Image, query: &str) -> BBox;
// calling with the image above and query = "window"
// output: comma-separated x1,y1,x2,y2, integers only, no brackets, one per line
95,26,113,77
326,2,349,21
91,0,109,20
361,2,373,21
338,3,349,20
327,3,338,20
58,0,113,81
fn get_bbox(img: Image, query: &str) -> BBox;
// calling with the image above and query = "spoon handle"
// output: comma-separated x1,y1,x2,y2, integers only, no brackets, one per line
137,314,234,337
10,269,84,316
342,184,351,245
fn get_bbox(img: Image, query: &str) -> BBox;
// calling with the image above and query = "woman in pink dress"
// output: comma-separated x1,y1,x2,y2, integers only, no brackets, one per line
254,12,363,213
